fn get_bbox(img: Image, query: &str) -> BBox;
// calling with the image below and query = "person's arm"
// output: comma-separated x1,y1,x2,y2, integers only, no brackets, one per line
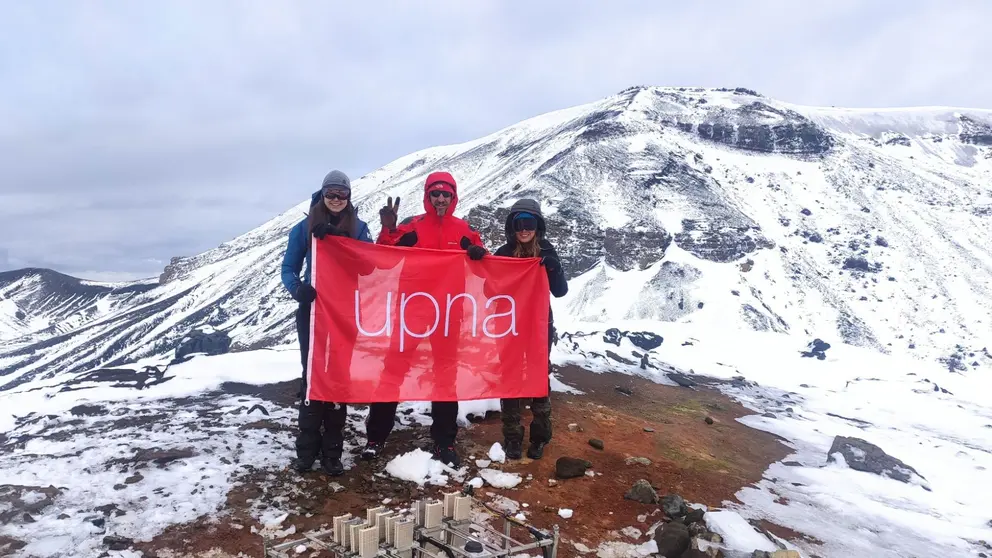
540,240,569,298
281,221,305,296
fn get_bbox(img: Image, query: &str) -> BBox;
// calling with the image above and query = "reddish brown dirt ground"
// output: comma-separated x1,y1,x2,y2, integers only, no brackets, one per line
136,366,792,558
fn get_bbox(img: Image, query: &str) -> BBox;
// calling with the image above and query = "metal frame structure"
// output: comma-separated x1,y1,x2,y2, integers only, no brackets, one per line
262,492,559,558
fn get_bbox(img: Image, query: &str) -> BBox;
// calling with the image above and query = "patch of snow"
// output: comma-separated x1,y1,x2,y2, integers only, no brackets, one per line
558,508,573,519
479,469,522,489
488,443,506,464
705,510,784,553
476,459,492,469
384,449,464,487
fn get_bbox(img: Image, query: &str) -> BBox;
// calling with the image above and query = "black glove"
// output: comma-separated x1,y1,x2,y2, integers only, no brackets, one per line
380,196,400,231
294,284,316,304
467,244,486,261
397,231,418,247
541,256,561,273
312,223,334,240
329,228,350,238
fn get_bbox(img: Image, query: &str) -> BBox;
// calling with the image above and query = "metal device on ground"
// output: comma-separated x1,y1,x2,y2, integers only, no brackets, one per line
262,492,559,558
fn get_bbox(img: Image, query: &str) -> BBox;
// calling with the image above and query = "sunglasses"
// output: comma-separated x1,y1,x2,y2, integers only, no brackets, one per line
429,190,453,199
323,190,349,201
512,217,538,232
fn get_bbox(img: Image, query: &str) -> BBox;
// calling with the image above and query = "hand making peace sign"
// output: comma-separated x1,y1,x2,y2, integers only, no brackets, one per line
379,196,400,231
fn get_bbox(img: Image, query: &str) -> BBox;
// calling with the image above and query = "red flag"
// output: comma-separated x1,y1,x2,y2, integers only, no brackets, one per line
306,236,550,403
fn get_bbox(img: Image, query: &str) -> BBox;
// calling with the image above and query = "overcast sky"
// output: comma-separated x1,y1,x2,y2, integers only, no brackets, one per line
1,1,990,281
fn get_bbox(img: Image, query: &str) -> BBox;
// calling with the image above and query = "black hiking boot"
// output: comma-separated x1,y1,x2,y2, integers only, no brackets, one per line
504,440,523,460
292,456,316,472
360,441,381,461
432,445,461,468
321,456,344,476
527,441,548,460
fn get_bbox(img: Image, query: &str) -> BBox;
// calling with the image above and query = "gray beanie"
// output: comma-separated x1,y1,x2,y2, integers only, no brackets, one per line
321,170,351,192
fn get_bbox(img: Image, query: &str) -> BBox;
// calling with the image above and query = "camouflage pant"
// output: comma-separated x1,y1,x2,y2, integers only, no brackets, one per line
501,330,554,444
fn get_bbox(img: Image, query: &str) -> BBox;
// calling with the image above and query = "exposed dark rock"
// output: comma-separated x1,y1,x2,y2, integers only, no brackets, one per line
174,328,231,362
843,257,881,273
686,102,832,154
589,439,604,450
661,493,688,518
667,372,696,388
653,521,690,557
615,386,634,396
247,404,269,416
885,135,911,147
762,412,776,418
875,236,889,248
674,219,773,264
132,447,195,466
800,208,812,216
627,332,664,351
103,536,134,551
959,115,992,145
828,436,928,488
800,338,831,360
682,508,705,525
555,457,592,479
606,350,636,366
124,473,143,485
623,480,658,504
704,416,715,425
69,404,108,417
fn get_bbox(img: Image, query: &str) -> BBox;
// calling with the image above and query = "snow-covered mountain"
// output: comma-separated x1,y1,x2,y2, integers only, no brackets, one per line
3,86,992,390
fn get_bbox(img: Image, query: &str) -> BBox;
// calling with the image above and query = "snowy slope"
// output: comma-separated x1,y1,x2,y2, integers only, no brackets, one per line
2,85,991,387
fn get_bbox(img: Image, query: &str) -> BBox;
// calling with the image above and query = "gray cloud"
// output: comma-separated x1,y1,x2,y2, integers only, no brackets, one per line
1,0,990,280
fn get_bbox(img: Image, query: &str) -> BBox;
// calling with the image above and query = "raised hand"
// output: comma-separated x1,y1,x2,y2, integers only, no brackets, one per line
379,196,401,231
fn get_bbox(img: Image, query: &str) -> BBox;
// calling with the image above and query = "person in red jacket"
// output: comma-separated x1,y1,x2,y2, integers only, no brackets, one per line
362,171,486,468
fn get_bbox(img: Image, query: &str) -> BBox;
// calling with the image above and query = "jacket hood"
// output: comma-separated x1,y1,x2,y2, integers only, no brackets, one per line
310,190,322,207
503,198,546,245
423,171,459,216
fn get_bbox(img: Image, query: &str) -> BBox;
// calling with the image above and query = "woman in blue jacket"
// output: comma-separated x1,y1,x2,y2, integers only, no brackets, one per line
281,170,371,476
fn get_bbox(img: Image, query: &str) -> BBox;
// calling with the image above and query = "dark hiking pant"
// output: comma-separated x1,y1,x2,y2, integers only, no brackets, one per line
501,328,555,445
295,303,346,461
366,400,459,448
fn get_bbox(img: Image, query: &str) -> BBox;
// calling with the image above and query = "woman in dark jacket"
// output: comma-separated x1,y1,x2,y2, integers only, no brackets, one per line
493,198,568,460
281,170,372,476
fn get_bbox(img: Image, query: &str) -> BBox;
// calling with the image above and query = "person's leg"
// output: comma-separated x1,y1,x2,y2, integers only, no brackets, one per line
430,400,460,466
320,402,347,475
501,398,525,459
526,328,555,460
294,303,322,470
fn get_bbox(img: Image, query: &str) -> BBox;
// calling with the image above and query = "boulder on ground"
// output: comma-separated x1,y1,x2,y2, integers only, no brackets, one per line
827,436,928,488
623,480,658,504
555,457,592,479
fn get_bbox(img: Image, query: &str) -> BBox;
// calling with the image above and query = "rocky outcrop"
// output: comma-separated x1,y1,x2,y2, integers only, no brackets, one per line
828,436,929,488
674,220,774,263
959,115,992,146
174,328,231,362
677,102,833,154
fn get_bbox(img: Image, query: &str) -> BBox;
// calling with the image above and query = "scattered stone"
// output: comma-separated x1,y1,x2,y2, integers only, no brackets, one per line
770,552,801,558
103,536,134,551
828,436,928,487
589,439,604,450
762,412,776,419
615,386,634,396
624,480,659,504
555,457,592,479
653,521,690,557
132,447,195,466
247,404,269,416
90,516,106,528
637,514,648,523
124,473,143,485
113,484,127,491
567,423,583,433
548,479,558,487
57,514,70,520
704,416,715,425
69,404,108,417
661,494,688,518
643,427,656,433
625,457,652,466
22,513,35,523
682,508,705,525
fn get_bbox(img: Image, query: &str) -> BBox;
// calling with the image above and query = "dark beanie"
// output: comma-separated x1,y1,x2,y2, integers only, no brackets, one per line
322,170,351,192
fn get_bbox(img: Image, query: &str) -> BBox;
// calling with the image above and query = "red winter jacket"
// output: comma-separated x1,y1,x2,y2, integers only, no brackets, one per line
377,171,485,250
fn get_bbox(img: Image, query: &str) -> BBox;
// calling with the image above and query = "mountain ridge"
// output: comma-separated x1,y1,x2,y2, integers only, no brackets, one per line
2,85,991,389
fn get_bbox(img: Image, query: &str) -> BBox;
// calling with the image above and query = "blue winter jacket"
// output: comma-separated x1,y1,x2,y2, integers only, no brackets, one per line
281,191,372,299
